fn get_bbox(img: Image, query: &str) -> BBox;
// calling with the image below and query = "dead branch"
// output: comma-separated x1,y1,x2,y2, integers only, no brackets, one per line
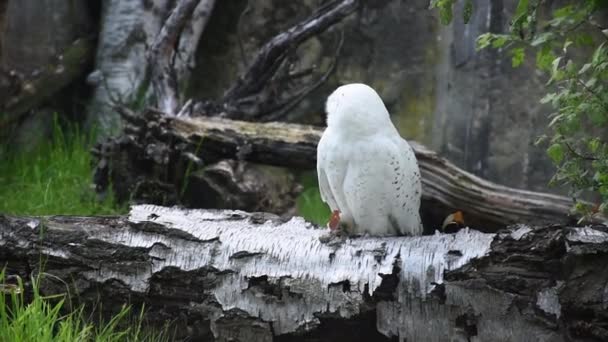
220,0,359,120
148,0,204,115
93,112,605,230
175,0,216,86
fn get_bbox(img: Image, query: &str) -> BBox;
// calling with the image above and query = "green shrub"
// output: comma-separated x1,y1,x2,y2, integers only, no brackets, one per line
432,0,608,220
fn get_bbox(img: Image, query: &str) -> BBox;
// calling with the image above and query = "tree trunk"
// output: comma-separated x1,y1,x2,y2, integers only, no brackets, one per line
93,110,606,231
87,0,215,135
1,205,606,341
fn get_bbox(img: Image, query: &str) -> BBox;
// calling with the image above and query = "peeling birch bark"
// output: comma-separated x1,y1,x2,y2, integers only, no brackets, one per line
88,0,214,133
87,0,166,133
1,206,607,341
148,0,216,115
175,0,216,88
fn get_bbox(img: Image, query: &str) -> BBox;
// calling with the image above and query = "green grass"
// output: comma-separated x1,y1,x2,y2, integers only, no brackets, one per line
295,172,331,226
0,118,126,216
0,118,171,341
0,270,170,342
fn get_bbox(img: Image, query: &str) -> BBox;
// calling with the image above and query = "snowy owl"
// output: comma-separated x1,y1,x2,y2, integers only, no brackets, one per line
316,83,423,236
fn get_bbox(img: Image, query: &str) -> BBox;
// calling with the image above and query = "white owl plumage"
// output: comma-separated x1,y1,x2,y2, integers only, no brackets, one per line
317,83,423,236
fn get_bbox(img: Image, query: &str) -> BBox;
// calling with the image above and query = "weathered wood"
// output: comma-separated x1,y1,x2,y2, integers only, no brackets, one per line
94,111,605,230
148,0,216,115
1,205,607,341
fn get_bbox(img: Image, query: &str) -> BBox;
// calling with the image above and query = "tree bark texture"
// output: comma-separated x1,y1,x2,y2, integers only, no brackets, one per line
87,0,214,134
148,0,217,116
1,205,607,341
93,110,605,232
88,0,353,135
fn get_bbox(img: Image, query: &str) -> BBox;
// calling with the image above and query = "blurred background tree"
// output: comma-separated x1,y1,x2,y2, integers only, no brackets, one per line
433,0,608,218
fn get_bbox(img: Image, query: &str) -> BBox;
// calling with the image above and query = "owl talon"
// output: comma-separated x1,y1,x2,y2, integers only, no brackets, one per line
327,210,341,231
441,211,465,233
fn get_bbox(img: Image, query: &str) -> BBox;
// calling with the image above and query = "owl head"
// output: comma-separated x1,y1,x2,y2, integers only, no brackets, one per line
325,83,395,136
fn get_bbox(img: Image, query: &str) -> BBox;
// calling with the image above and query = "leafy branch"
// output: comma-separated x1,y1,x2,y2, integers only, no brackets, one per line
430,0,608,220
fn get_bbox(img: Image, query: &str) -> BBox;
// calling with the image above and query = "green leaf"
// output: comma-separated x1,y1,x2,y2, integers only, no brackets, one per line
492,35,509,48
536,45,555,71
548,113,564,127
530,33,554,47
548,143,565,164
579,63,592,75
510,0,530,33
574,33,594,47
550,57,564,81
476,33,492,50
592,42,607,64
514,0,529,19
535,135,547,146
585,77,598,88
463,0,473,24
476,33,509,50
589,139,601,153
540,92,557,104
553,5,574,18
552,57,562,70
511,47,525,67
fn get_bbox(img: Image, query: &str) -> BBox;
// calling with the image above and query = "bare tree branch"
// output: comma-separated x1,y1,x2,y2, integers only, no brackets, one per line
260,29,345,122
221,0,359,119
148,0,203,115
175,0,216,87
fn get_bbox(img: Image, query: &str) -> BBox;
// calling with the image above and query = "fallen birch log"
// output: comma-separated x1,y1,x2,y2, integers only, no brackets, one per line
1,205,607,341
93,111,604,231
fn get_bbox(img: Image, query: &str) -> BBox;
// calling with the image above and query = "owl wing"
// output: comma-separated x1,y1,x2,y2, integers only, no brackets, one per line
316,132,340,211
388,138,423,235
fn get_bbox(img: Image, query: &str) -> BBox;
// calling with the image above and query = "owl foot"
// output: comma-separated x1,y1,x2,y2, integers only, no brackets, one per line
327,210,341,231
441,211,465,233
